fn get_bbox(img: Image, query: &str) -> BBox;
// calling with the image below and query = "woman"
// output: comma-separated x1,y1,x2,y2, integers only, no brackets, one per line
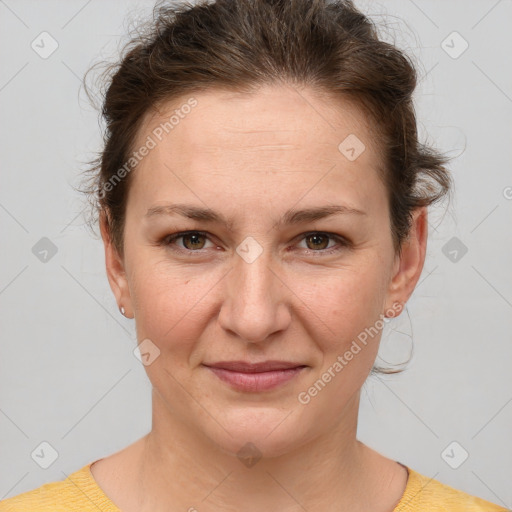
0,0,507,510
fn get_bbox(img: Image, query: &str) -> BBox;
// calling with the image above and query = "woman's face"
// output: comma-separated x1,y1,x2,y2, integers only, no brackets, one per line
102,84,426,456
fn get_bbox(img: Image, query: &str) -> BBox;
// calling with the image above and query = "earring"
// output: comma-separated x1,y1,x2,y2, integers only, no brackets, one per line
120,306,126,316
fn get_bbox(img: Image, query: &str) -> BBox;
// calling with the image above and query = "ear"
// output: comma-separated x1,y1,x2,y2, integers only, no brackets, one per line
99,210,133,318
384,206,428,316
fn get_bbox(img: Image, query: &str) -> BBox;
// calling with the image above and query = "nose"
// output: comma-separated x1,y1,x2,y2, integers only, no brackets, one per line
218,246,291,344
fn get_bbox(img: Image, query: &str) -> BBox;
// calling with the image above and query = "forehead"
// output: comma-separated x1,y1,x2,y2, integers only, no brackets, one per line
138,83,379,153
127,84,387,219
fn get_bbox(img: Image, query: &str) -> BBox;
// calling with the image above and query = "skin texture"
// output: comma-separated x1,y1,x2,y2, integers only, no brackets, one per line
95,83,427,512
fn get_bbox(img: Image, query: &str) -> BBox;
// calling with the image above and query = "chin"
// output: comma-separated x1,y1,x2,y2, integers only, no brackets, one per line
200,405,313,461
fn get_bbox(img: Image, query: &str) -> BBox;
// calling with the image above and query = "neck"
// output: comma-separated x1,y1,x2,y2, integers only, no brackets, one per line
132,390,391,512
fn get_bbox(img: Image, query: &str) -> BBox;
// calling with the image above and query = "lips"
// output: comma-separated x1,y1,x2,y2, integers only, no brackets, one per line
203,361,306,373
203,361,308,392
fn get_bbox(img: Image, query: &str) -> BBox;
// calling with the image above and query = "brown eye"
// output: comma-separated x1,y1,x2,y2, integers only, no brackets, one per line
162,231,214,252
181,233,207,250
162,230,349,257
304,233,330,251
295,232,350,256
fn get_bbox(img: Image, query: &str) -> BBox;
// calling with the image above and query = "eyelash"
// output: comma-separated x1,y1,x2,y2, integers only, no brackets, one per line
159,230,351,257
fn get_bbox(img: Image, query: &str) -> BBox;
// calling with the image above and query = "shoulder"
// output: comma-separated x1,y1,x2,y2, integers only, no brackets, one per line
395,467,510,512
0,463,119,512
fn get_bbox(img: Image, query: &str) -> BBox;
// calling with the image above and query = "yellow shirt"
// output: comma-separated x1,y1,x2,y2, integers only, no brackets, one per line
0,461,508,511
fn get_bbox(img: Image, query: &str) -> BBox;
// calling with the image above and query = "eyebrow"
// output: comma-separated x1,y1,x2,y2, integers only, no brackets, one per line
145,203,366,229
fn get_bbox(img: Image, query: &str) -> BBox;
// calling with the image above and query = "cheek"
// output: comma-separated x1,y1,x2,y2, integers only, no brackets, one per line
299,263,388,345
291,268,388,429
130,260,221,350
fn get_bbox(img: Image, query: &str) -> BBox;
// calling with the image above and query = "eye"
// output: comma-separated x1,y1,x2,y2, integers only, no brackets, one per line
295,232,350,255
162,231,215,252
160,230,350,256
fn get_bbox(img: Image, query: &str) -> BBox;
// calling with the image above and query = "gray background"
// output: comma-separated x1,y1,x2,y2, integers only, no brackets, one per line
1,0,511,506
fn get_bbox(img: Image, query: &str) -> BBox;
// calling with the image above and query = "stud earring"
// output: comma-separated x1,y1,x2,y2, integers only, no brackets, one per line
120,306,126,316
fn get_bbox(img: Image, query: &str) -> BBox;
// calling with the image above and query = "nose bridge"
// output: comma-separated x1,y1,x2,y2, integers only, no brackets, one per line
236,245,276,302
219,239,288,343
